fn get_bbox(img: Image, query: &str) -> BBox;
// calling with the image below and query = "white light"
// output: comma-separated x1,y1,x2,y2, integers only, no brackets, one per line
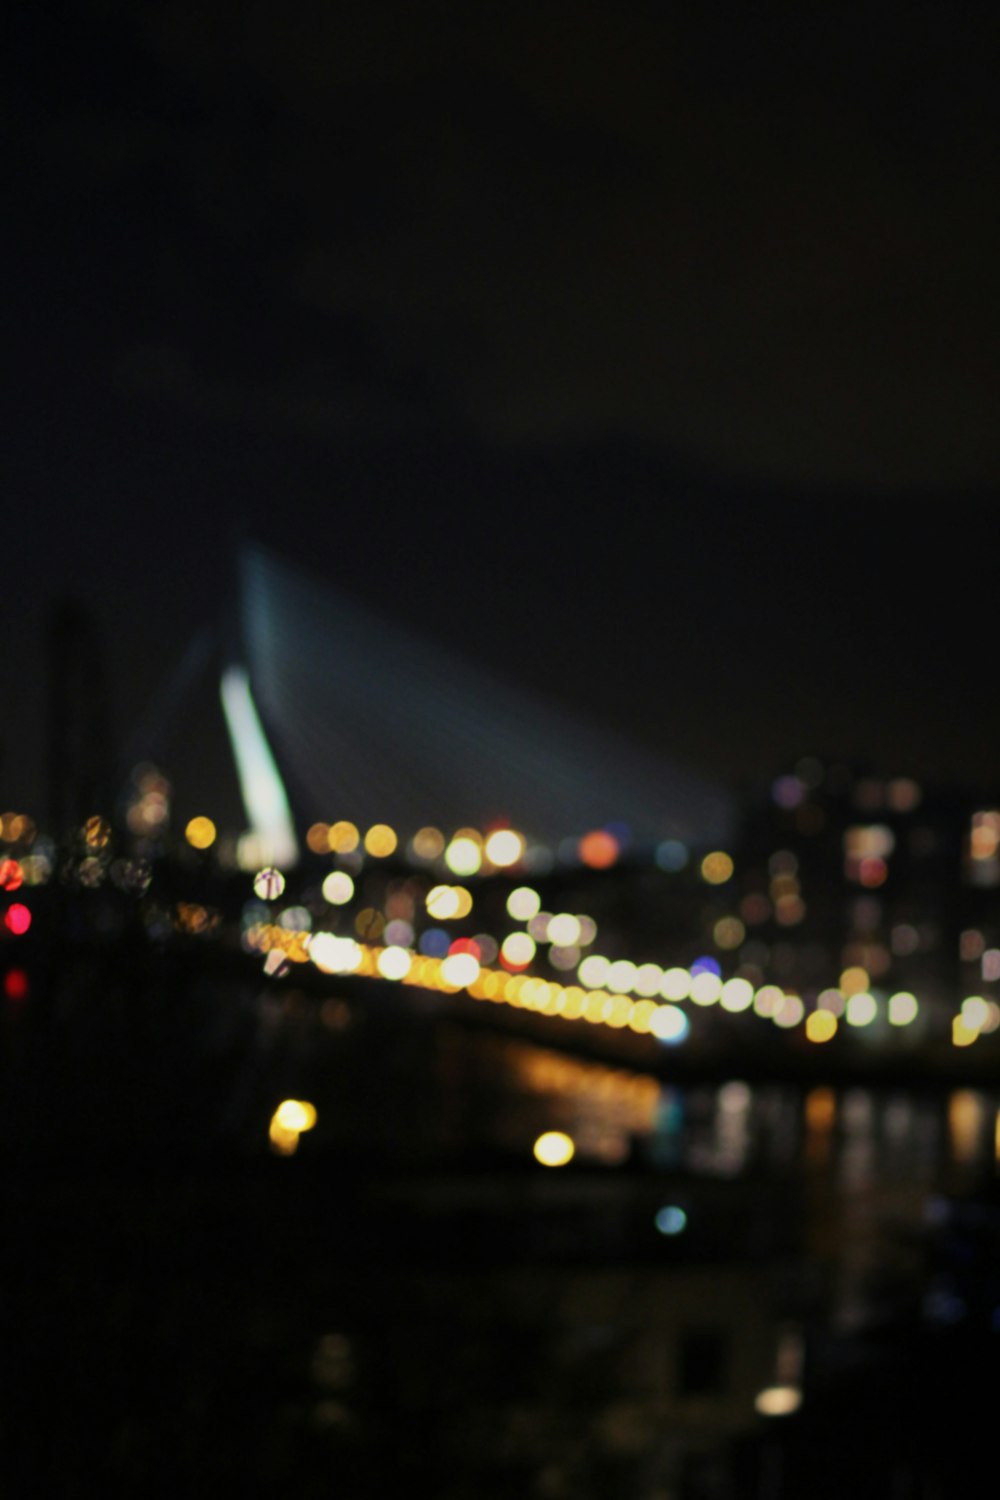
755,1385,802,1417
961,995,989,1031
634,963,664,997
650,1004,689,1042
888,991,918,1027
220,666,298,869
377,946,412,980
445,837,482,876
690,971,722,1005
660,967,691,1001
441,952,481,988
578,954,610,989
309,933,362,974
547,913,582,947
720,977,754,1012
321,870,355,905
501,932,536,967
606,960,637,994
773,994,805,1028
507,887,541,921
484,829,523,867
846,992,877,1027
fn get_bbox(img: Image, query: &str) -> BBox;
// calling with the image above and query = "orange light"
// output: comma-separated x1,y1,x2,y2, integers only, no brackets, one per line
578,830,619,869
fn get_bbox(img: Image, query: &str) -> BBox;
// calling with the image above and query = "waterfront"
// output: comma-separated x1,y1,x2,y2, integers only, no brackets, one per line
5,955,1000,1497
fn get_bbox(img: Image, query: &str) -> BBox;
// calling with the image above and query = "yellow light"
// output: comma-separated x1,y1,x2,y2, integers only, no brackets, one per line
84,815,111,849
533,1131,575,1167
444,835,482,876
629,999,657,1033
561,987,586,1019
184,815,217,850
364,824,398,858
274,1099,317,1132
584,992,611,1023
839,966,870,997
806,1009,837,1043
606,995,634,1028
507,886,541,921
953,1016,979,1048
484,829,524,867
755,1385,802,1417
328,820,360,854
354,907,384,941
440,951,480,988
268,1121,299,1155
321,870,355,905
426,885,461,919
377,946,412,980
888,992,918,1027
700,851,734,885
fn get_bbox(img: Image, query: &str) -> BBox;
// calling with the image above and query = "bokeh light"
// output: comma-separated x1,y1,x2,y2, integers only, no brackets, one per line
321,870,355,905
654,1205,687,1236
578,830,619,869
364,824,398,858
533,1131,575,1167
445,834,482,877
700,851,734,885
185,816,217,850
328,821,360,854
253,867,286,901
507,887,541,921
484,829,524,867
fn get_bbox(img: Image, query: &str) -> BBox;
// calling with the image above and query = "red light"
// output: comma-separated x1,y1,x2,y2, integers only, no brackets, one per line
4,904,31,935
449,937,482,960
0,859,23,892
4,968,28,1001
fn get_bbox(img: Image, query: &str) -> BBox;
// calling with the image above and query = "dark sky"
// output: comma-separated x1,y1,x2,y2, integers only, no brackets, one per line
6,2,1000,819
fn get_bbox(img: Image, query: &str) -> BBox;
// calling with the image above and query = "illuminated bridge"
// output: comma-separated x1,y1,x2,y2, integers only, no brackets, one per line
146,543,734,867
110,544,993,1076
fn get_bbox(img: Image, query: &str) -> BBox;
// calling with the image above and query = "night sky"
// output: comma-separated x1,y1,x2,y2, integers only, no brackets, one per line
7,3,1000,820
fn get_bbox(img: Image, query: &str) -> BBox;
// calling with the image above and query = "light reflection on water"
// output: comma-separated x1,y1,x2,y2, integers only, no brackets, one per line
417,1027,1000,1330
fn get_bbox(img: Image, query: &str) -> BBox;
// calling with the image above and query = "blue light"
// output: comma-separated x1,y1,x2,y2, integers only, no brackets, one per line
654,1205,687,1236
655,839,688,872
419,928,450,958
690,955,721,977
